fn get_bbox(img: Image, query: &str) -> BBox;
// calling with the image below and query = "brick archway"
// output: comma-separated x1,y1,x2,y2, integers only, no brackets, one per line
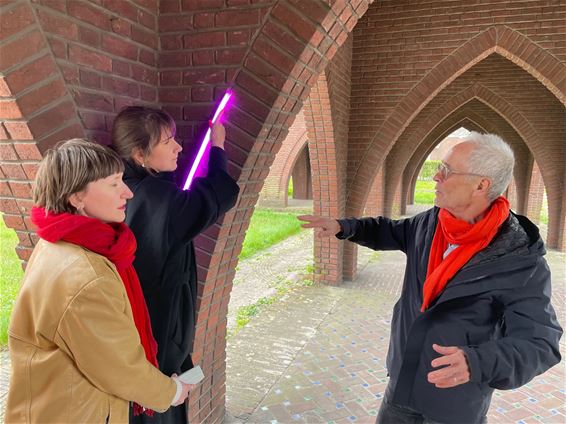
171,4,369,420
402,117,488,213
381,80,556,247
258,110,309,207
384,83,536,217
0,1,373,421
348,25,566,218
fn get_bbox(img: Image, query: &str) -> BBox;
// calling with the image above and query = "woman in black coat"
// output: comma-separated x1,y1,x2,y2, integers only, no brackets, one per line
112,106,240,424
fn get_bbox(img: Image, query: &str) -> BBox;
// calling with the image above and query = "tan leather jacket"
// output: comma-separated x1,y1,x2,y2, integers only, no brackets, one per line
6,240,177,423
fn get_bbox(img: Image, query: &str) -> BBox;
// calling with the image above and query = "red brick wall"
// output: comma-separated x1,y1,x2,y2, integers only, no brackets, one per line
291,146,312,200
527,161,545,224
258,109,308,207
304,34,353,285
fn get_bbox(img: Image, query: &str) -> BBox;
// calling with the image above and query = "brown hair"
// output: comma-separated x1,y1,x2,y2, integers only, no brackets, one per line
33,138,124,214
111,106,176,164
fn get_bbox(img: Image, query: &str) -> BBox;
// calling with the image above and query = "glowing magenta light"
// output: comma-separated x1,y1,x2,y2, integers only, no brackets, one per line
183,91,233,190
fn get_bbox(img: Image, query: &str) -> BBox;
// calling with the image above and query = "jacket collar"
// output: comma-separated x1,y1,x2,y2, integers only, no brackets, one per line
427,210,543,309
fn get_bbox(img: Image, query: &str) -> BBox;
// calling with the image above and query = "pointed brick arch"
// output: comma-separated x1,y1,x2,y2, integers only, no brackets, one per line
381,79,559,248
278,130,309,206
383,83,535,216
175,4,367,421
0,1,86,262
348,25,566,218
1,1,373,422
258,110,309,207
402,117,488,213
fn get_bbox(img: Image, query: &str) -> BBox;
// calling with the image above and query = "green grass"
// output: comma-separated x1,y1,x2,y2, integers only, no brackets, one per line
235,296,276,328
288,177,293,197
414,180,436,205
1,215,24,347
540,191,548,225
239,208,304,260
230,263,316,337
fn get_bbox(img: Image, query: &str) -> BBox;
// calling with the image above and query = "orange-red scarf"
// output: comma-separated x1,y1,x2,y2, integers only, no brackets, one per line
31,206,158,416
422,196,510,311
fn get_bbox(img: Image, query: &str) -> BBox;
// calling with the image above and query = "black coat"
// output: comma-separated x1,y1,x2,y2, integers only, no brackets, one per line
124,147,239,424
338,208,562,423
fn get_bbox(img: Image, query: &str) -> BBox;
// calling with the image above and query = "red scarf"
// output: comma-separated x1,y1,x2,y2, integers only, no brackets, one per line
422,197,510,311
31,207,158,416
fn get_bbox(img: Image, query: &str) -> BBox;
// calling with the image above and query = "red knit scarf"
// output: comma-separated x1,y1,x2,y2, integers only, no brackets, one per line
31,206,158,416
422,197,510,312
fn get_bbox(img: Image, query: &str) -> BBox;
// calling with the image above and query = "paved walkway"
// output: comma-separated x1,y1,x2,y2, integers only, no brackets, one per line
225,253,565,423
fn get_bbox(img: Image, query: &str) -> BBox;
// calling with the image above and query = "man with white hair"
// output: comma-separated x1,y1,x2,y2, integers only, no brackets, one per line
299,132,562,423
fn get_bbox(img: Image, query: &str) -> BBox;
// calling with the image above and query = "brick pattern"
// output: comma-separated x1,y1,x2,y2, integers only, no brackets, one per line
0,1,82,262
32,0,159,144
185,3,371,420
291,147,312,200
304,34,354,286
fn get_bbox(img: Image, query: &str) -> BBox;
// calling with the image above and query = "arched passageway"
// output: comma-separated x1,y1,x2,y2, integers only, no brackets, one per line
1,1,564,420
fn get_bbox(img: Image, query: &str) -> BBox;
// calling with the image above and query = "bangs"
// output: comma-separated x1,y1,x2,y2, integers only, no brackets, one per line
34,139,126,214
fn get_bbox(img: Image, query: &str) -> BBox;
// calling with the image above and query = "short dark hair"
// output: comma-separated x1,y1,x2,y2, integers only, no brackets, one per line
111,106,176,164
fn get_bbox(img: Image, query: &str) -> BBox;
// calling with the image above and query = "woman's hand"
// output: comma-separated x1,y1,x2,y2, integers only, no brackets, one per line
171,375,196,406
210,121,225,149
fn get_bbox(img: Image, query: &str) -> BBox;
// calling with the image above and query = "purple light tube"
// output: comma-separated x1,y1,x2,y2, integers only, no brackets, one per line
183,90,233,190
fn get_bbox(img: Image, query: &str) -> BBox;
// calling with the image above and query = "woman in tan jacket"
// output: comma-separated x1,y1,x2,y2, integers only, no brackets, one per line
5,139,193,423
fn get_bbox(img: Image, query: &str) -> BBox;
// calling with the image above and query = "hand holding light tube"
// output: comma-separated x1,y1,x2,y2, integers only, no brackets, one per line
183,90,233,190
210,120,226,149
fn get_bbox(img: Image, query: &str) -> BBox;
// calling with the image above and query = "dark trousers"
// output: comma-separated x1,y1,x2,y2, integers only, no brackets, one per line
376,398,487,424
129,402,187,424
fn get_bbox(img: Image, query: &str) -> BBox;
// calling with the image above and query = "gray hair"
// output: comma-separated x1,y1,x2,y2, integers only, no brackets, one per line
464,132,515,202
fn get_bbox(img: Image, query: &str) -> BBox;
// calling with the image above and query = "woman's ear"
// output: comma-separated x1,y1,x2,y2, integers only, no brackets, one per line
132,147,145,167
68,191,84,210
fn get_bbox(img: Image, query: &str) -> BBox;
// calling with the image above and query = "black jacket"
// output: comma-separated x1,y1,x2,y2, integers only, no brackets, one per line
124,147,239,423
338,208,562,423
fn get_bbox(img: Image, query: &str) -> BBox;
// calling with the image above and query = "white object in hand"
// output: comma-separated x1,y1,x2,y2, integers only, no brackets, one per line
177,366,204,385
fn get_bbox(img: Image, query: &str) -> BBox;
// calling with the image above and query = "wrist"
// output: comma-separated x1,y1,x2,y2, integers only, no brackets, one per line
171,378,183,405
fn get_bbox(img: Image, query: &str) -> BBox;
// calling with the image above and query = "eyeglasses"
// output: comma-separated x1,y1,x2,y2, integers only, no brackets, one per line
436,163,484,181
